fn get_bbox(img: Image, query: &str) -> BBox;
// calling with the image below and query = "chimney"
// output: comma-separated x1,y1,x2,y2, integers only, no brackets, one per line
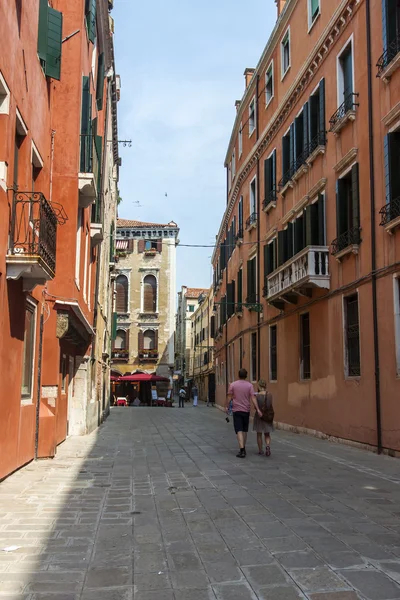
235,100,241,112
275,0,287,17
244,68,255,89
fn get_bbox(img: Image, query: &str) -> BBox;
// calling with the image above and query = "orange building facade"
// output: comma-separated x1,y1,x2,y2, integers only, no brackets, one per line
212,0,400,453
0,0,119,480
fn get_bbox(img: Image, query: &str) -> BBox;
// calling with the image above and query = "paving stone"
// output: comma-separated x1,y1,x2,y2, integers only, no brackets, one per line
170,569,210,589
230,547,274,566
212,582,258,600
290,568,350,593
308,594,361,600
242,564,289,589
275,550,324,569
173,588,216,600
203,561,243,583
257,586,306,600
338,569,400,600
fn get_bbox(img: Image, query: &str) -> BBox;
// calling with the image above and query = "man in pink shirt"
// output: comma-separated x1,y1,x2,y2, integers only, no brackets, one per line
226,368,262,458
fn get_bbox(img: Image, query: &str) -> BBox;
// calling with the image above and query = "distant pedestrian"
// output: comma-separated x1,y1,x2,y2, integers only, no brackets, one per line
191,384,198,407
179,387,186,408
207,395,215,407
226,369,262,458
253,379,274,456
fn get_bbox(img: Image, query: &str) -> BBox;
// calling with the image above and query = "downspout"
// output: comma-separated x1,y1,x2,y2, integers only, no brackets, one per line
256,74,261,381
366,0,382,453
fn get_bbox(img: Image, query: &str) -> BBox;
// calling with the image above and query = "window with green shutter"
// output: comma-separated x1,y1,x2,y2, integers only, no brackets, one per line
85,0,97,44
96,53,105,110
37,0,63,80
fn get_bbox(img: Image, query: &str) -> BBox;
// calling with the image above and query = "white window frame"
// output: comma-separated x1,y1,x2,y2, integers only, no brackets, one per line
21,297,38,405
0,71,10,115
250,175,257,215
248,96,256,136
308,0,320,31
394,275,400,376
342,291,361,379
336,34,355,108
265,60,274,107
238,122,243,157
281,26,291,80
31,141,44,169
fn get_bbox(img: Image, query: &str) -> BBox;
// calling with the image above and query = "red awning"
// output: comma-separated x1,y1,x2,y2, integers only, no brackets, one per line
110,375,120,382
118,374,169,382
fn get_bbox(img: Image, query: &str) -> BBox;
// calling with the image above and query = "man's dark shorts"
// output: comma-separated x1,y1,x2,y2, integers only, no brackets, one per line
233,411,250,434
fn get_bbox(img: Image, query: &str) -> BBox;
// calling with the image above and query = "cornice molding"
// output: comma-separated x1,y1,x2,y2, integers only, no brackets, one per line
333,148,358,173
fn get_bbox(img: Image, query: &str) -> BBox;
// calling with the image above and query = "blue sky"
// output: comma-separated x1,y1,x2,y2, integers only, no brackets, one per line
113,0,276,290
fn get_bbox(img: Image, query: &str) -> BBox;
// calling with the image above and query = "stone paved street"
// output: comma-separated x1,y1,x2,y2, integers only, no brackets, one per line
2,406,400,600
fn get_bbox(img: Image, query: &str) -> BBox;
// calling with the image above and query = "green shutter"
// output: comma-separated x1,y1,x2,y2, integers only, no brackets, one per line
319,78,325,136
351,163,360,232
111,312,117,340
264,158,271,200
86,0,97,43
96,52,105,110
37,0,63,80
336,179,348,237
317,194,325,245
303,102,309,155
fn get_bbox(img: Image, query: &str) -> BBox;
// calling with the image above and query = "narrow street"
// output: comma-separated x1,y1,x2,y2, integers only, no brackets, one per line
1,407,400,600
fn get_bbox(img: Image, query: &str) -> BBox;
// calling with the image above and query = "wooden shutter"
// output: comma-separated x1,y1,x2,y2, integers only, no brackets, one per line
336,179,348,237
143,275,156,312
86,0,96,43
382,0,388,51
247,260,252,301
264,244,269,279
289,123,295,170
282,134,290,176
351,163,360,232
138,239,145,253
317,194,325,245
278,230,285,266
384,134,392,203
309,93,319,143
264,158,271,200
319,78,325,136
96,52,105,110
116,276,128,313
210,315,215,338
237,269,242,305
46,7,63,80
272,149,276,192
294,115,302,163
157,239,162,253
303,102,309,155
286,223,294,259
232,280,236,310
238,197,243,231
155,329,158,350
227,283,232,318
138,330,144,351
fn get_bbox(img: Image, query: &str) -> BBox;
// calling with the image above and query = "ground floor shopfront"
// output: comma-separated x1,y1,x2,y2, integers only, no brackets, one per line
214,272,400,454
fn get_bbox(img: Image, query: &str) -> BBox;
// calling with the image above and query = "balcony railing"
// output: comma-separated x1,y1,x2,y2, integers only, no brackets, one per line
139,350,159,361
331,227,361,256
377,34,400,77
278,164,294,189
266,246,330,301
263,188,277,210
308,131,326,156
235,228,244,242
379,197,400,227
246,213,257,229
8,192,63,277
329,93,359,132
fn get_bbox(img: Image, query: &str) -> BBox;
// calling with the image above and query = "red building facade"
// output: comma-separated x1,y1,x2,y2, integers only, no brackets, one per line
0,0,119,480
213,0,400,453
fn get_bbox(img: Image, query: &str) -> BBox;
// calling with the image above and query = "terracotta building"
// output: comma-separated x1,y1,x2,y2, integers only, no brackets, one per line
188,287,216,404
212,0,400,453
111,219,179,390
0,0,119,480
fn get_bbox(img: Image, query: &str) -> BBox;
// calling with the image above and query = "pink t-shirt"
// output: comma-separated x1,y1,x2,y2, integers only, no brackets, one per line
228,380,255,413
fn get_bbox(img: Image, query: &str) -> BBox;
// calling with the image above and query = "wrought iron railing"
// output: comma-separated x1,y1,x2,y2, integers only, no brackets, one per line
235,228,244,242
278,164,294,189
308,131,326,155
246,294,257,304
246,212,257,229
329,93,359,131
379,197,400,226
8,192,62,275
235,302,243,313
331,227,361,255
377,34,400,76
263,188,277,209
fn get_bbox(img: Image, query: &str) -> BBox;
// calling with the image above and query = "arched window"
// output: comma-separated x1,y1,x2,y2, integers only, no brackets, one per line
143,329,156,350
143,274,157,312
115,329,127,350
116,275,128,313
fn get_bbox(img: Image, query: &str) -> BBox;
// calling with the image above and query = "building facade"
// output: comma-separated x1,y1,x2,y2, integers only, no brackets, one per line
111,219,179,383
212,0,400,453
0,0,119,480
188,287,215,403
175,286,210,385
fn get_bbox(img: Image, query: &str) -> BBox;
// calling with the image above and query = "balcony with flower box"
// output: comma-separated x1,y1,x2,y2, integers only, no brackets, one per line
111,349,129,362
139,349,159,362
265,246,330,305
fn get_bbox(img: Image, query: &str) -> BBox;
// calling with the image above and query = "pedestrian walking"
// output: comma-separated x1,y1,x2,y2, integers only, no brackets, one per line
179,387,186,408
191,384,198,407
226,368,262,458
253,379,274,456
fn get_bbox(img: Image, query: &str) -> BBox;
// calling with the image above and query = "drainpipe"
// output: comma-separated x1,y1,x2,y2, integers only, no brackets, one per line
366,0,382,453
34,306,44,459
256,74,261,381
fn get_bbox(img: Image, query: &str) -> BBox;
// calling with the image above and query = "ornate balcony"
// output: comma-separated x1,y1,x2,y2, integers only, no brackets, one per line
329,93,359,134
377,34,400,80
331,227,361,259
379,197,400,232
79,134,100,207
6,191,67,291
306,131,326,164
266,246,330,304
139,349,159,362
245,212,257,231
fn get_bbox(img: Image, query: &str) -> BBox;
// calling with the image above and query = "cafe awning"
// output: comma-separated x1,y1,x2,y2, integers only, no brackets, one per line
118,373,169,382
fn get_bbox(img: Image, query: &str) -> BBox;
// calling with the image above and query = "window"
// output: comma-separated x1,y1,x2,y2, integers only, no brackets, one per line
281,128,292,185
264,149,276,205
250,332,257,382
85,0,96,43
294,108,305,171
143,275,157,312
281,28,291,78
249,96,256,136
238,196,243,235
308,0,320,29
300,313,311,380
37,0,63,80
344,294,361,376
0,71,10,115
239,122,243,156
250,177,257,216
145,240,158,251
188,304,195,313
334,164,360,252
383,132,400,213
394,277,400,375
265,61,274,105
116,274,129,313
264,239,277,288
21,301,36,399
247,256,257,303
270,325,277,381
337,40,354,110
382,0,400,60
143,329,157,350
96,52,105,110
227,280,236,319
308,79,326,153
115,329,127,350
237,268,243,311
